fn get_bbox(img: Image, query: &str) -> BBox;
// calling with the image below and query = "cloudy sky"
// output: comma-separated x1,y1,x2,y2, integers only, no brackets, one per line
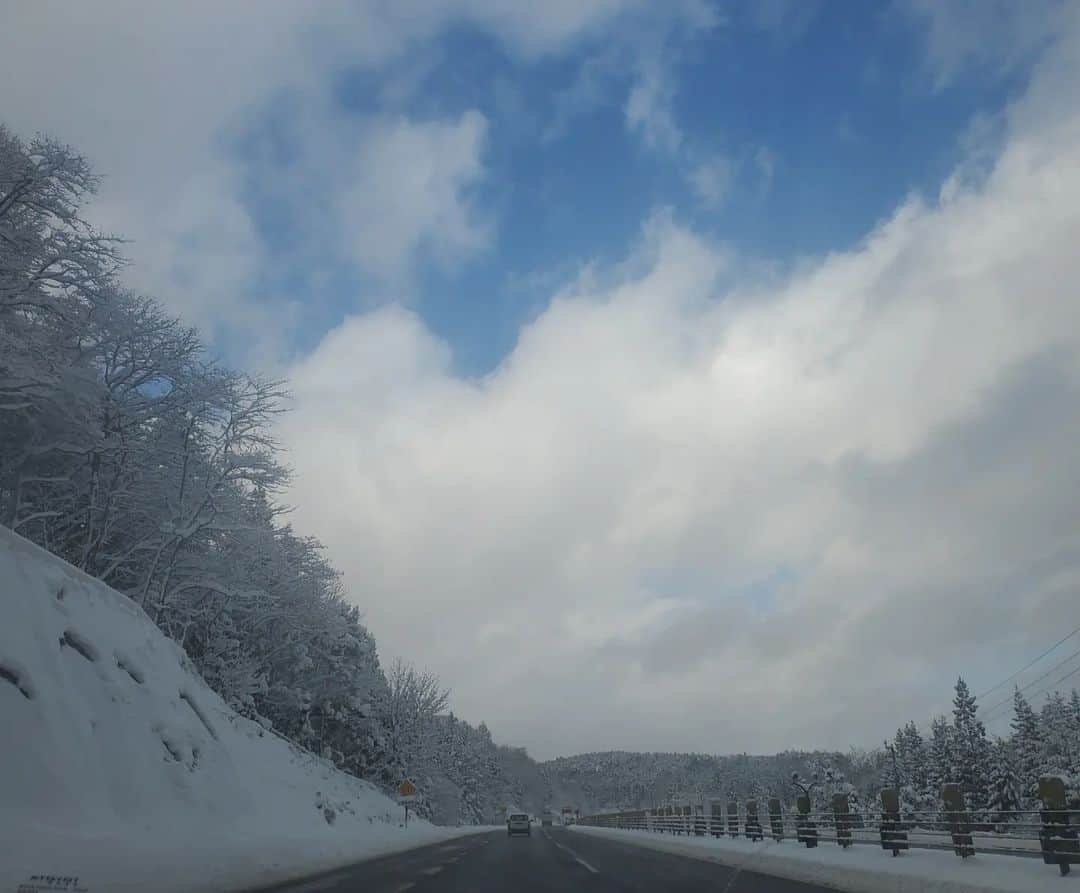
3,0,1080,759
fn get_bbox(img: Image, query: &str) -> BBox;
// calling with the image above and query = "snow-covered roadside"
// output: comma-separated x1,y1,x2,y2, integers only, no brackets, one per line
0,525,483,893
569,826,1073,893
6,822,490,893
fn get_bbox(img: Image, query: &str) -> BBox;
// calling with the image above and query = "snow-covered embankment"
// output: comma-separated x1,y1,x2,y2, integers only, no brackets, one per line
0,525,476,892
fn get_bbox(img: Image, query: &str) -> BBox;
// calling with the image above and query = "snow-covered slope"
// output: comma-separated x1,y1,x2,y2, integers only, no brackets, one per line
0,525,475,892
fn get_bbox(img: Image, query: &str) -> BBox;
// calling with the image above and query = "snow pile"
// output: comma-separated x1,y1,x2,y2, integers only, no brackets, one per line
570,826,1072,893
0,526,478,893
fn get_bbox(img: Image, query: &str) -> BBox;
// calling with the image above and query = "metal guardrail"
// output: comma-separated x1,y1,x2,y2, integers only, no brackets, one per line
578,785,1080,879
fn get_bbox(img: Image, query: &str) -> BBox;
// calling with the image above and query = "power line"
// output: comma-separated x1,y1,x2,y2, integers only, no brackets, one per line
978,644,1080,718
982,663,1080,726
975,623,1080,700
886,622,1080,742
980,650,1080,723
1027,663,1080,703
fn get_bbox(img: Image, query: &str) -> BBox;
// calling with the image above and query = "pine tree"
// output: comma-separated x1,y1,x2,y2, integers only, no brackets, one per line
1070,690,1080,779
883,729,906,790
900,723,928,787
951,678,991,813
1011,688,1043,805
928,715,953,796
987,739,1022,827
899,721,932,819
1040,691,1076,777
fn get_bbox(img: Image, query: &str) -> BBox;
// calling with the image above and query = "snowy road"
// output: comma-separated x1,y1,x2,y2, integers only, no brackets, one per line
252,826,833,893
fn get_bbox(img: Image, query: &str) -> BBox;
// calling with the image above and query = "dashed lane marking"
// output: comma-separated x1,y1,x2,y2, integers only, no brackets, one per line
421,866,444,876
542,830,600,874
287,875,347,892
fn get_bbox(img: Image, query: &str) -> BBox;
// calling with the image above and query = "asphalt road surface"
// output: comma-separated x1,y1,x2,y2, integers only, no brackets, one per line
254,826,835,893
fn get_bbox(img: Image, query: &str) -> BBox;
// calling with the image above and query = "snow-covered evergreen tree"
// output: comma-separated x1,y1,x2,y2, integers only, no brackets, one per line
987,739,1023,827
951,677,991,813
1010,688,1043,805
928,715,953,797
886,721,930,820
900,722,930,797
883,731,906,790
1040,691,1077,778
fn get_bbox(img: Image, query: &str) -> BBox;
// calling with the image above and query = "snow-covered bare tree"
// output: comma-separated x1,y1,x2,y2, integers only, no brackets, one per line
0,123,397,790
383,659,451,777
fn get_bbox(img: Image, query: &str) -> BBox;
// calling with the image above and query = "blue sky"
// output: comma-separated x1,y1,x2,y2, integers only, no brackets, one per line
4,1,1079,757
225,0,1030,373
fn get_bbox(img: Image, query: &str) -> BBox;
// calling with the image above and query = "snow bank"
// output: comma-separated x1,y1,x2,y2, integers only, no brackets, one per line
569,826,1074,893
0,526,480,893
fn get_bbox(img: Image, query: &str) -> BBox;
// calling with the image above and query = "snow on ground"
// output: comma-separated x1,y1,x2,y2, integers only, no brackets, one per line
0,526,484,893
569,826,1076,893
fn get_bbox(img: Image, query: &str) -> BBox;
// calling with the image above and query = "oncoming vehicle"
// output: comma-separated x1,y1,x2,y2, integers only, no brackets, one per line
507,812,531,837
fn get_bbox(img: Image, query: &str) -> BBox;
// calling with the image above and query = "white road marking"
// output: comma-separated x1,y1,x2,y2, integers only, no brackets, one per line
421,865,444,876
289,876,346,892
387,883,415,893
542,830,600,874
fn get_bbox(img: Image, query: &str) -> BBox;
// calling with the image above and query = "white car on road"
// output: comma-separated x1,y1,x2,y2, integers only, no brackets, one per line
507,813,531,836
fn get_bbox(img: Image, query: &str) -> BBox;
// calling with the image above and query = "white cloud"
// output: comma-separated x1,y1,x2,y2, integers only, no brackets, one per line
446,0,643,58
745,0,821,40
0,1,313,346
0,0,667,353
540,1,717,152
340,112,491,279
625,61,685,154
902,0,1065,89
754,146,777,193
687,154,733,208
543,49,624,144
281,16,1080,757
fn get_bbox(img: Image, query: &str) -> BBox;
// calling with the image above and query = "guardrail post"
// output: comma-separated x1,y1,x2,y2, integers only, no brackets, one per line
745,800,764,841
879,787,908,856
709,799,724,837
694,803,706,836
768,798,784,842
941,784,975,858
796,795,818,848
1038,776,1080,876
726,801,739,838
832,793,852,848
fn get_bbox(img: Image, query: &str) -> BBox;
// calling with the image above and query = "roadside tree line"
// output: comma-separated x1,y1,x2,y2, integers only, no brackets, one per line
0,124,523,819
